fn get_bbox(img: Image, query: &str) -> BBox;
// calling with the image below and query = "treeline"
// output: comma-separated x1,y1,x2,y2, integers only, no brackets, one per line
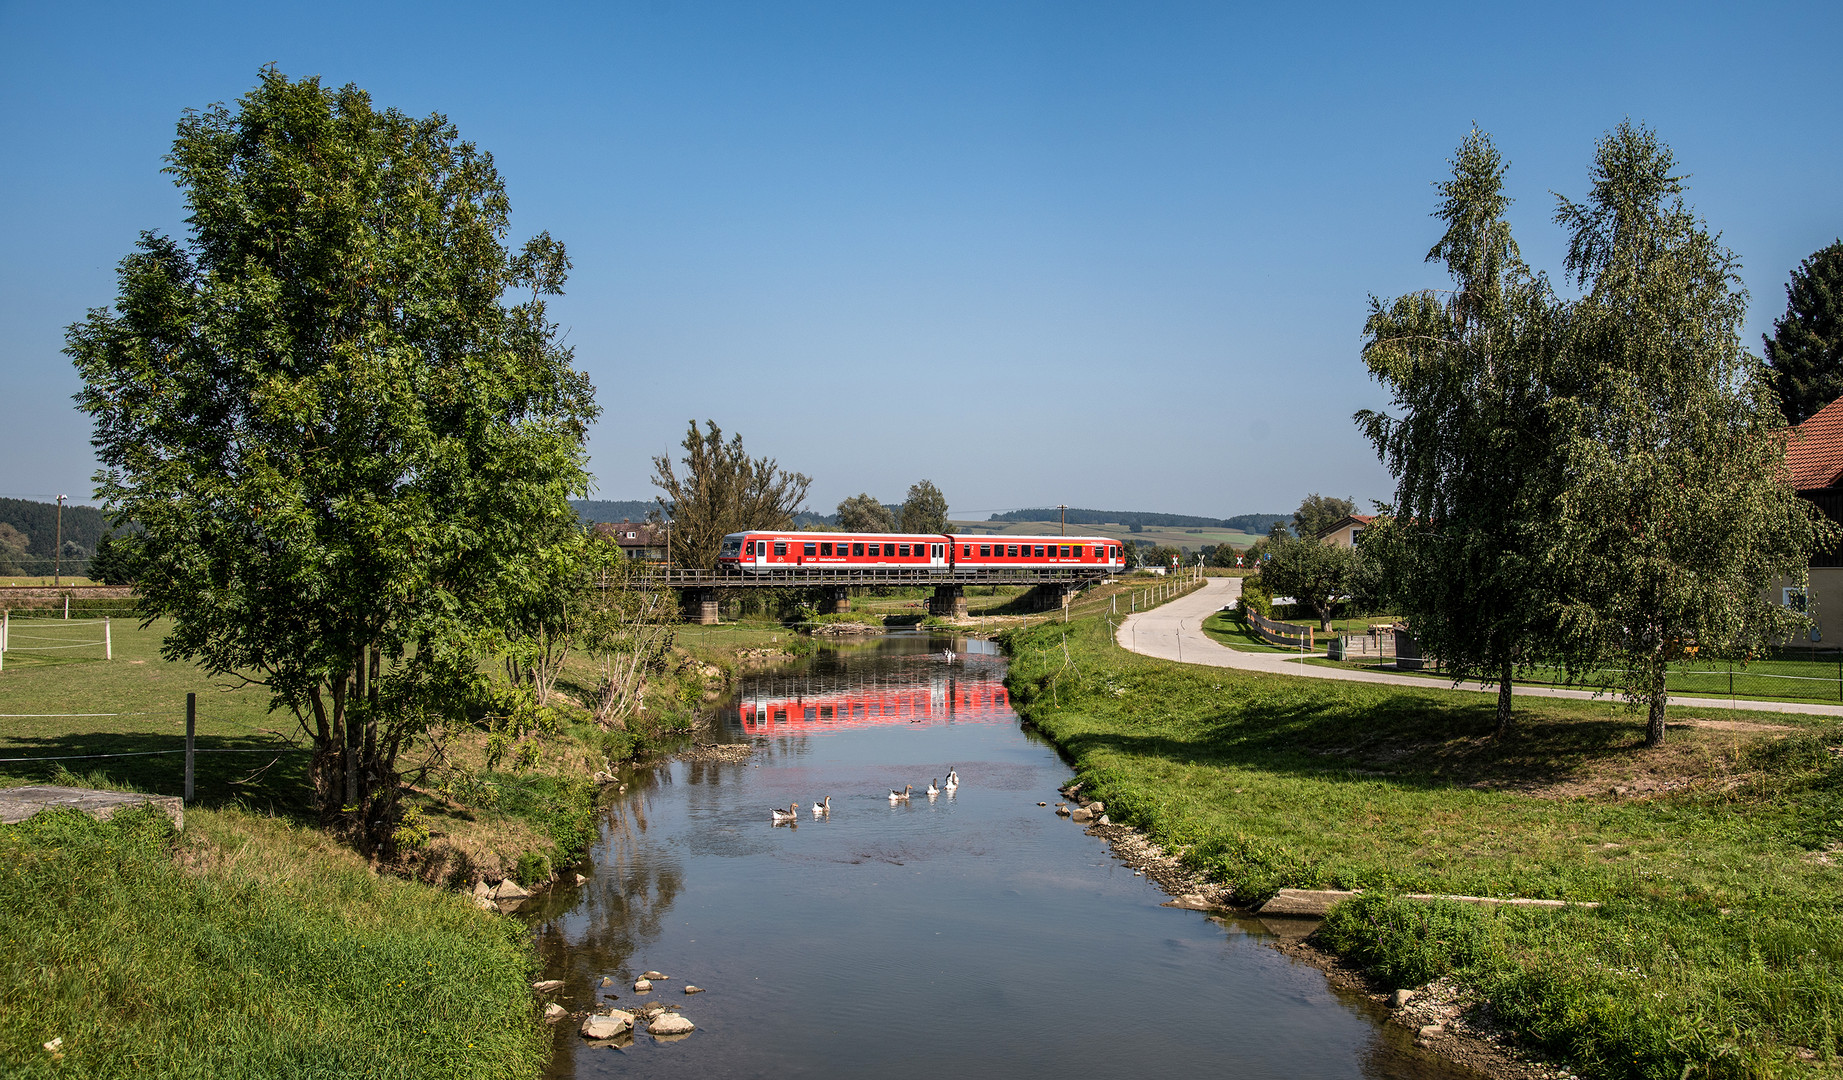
0,498,107,558
987,508,1285,531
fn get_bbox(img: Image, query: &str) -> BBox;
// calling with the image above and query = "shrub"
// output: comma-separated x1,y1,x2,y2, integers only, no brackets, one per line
1314,895,1503,988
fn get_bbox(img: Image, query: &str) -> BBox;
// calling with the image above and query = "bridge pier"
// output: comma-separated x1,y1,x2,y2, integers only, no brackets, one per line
1023,582,1081,612
928,585,968,619
682,587,720,625
825,586,852,615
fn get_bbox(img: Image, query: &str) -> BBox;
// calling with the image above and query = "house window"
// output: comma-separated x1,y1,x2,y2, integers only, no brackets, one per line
1784,586,1810,613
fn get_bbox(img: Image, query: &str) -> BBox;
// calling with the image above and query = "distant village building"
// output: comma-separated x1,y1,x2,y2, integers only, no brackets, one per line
591,520,667,562
1314,513,1377,548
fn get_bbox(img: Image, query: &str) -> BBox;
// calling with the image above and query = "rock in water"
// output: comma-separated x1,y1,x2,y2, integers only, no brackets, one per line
532,979,564,993
683,985,704,994
641,970,667,979
633,978,653,992
1055,804,1071,817
581,1011,633,1039
1070,808,1094,823
543,1003,566,1021
490,880,531,901
648,1013,695,1036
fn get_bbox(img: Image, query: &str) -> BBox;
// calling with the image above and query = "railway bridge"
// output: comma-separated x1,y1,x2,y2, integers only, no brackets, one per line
629,567,1108,624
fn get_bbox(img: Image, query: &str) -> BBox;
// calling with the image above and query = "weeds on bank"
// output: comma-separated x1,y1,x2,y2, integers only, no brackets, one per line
1004,613,1843,1078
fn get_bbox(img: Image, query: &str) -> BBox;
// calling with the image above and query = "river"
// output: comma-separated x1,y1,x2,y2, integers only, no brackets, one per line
527,631,1474,1079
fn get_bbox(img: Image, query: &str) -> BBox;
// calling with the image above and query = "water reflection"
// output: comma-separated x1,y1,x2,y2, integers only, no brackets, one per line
532,633,1479,1080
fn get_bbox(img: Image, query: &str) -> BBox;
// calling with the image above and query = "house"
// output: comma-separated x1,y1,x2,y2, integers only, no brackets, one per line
1314,513,1376,548
591,520,668,562
1782,399,1843,642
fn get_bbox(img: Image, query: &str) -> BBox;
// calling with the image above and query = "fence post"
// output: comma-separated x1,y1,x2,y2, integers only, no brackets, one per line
63,595,69,620
184,693,196,804
105,617,112,661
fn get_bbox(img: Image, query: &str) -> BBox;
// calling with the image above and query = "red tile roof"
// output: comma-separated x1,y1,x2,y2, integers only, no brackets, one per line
1787,397,1843,491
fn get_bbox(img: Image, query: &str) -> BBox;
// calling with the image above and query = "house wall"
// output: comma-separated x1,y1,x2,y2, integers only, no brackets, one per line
1320,523,1363,548
1771,566,1843,646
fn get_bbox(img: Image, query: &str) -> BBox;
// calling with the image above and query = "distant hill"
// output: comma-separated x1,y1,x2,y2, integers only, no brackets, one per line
0,497,108,558
988,508,1286,532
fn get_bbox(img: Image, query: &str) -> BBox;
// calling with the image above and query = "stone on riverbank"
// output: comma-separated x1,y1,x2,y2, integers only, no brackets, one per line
1055,804,1071,816
532,979,564,993
1392,989,1415,1008
544,1003,566,1021
1070,808,1094,823
490,879,531,902
633,978,653,992
1256,888,1361,916
581,1011,633,1039
648,1013,694,1036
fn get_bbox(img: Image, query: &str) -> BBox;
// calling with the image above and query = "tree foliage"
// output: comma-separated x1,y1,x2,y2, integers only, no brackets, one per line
1763,240,1843,425
66,70,598,844
836,492,898,533
1547,122,1828,745
650,420,811,567
1292,494,1358,539
899,479,954,534
1258,535,1357,631
1359,128,1565,731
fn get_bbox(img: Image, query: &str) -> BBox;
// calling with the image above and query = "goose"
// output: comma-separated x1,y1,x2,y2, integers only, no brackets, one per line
770,802,800,824
945,768,960,790
925,779,940,797
888,784,913,803
811,796,832,817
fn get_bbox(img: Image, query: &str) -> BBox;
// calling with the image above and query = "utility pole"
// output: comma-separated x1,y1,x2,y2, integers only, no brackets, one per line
53,494,66,586
1058,504,1067,536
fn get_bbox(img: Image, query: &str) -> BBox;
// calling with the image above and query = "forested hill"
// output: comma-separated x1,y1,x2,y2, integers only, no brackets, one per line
988,508,1287,532
0,497,107,557
571,499,657,524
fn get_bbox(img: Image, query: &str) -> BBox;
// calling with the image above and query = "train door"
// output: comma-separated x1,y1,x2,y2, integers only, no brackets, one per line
753,539,768,571
930,543,947,572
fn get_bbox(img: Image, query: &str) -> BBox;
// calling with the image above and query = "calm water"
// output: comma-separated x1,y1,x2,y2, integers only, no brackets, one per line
530,633,1473,1080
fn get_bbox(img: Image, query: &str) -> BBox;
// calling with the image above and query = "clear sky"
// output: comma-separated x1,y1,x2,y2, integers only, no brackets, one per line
4,1,1840,520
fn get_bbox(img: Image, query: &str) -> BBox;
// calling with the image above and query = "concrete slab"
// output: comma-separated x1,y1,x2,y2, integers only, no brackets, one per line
0,785,183,830
1256,887,1361,916
1402,893,1599,910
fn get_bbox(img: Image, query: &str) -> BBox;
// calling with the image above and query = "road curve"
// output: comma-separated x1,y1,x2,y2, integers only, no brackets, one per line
1116,576,1843,718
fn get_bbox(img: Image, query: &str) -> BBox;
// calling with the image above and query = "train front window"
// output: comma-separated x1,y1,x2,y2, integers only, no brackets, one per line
720,539,741,557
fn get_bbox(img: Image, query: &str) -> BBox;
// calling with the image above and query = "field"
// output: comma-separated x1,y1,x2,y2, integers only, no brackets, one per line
949,518,1259,552
1005,607,1843,1079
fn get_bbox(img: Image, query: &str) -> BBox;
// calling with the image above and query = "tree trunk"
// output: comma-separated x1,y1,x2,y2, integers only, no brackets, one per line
1645,662,1667,746
1495,657,1513,735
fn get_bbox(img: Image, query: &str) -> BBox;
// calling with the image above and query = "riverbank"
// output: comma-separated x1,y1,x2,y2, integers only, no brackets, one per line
1004,609,1843,1079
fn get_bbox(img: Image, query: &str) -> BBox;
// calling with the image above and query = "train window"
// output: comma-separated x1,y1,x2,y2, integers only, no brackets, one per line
868,544,880,556
1034,546,1045,558
820,542,832,556
962,545,970,557
1060,546,1071,558
852,543,865,557
803,542,817,556
899,544,911,557
980,545,990,557
755,541,765,556
774,542,787,556
1007,545,1018,557
1072,545,1084,557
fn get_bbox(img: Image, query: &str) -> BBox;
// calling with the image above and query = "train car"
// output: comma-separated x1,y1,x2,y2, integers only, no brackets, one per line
717,531,1125,574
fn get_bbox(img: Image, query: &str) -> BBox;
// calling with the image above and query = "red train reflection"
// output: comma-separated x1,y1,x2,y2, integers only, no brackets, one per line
733,674,1012,735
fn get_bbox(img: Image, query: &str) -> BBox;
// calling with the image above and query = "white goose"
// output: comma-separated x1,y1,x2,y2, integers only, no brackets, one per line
945,767,960,790
925,778,940,797
888,784,913,803
770,802,800,824
811,796,832,817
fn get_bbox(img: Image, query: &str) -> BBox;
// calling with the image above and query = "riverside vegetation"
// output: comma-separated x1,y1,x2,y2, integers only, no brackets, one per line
1004,606,1843,1079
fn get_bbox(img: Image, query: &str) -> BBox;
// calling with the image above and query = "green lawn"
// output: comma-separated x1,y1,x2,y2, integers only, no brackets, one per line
1005,610,1843,1079
1307,650,1843,708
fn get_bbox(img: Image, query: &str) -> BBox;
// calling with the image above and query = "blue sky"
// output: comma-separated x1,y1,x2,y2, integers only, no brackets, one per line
3,1,1840,520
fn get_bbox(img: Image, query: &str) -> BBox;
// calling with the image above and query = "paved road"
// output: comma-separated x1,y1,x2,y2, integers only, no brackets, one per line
1116,576,1843,718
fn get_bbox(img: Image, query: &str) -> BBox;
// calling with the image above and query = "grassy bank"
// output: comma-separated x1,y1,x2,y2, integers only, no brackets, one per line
0,803,543,1079
1004,611,1843,1078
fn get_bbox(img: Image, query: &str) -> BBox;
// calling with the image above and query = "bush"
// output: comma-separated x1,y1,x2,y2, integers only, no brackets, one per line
1314,894,1502,988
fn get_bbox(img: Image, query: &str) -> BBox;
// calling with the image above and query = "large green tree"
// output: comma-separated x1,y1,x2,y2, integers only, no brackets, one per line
1359,128,1565,732
67,70,598,845
1258,534,1357,631
650,420,811,567
1764,240,1843,425
836,492,898,532
899,479,954,534
1550,122,1827,745
1291,493,1357,539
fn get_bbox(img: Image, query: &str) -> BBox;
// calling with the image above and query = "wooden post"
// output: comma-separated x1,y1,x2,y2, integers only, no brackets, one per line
105,617,112,661
184,693,196,804
63,595,70,620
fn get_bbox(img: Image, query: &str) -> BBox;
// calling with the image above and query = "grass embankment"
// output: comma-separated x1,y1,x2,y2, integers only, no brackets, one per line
1005,611,1843,1079
0,804,542,1079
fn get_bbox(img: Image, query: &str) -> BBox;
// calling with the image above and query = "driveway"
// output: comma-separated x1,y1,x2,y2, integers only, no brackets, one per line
1116,576,1843,718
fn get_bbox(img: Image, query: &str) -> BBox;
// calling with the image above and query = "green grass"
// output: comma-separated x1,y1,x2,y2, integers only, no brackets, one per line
1307,650,1843,708
0,803,544,1079
1004,611,1843,1079
1199,611,1298,652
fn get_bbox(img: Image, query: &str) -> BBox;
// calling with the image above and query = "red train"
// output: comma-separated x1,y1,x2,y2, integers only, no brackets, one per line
716,530,1123,573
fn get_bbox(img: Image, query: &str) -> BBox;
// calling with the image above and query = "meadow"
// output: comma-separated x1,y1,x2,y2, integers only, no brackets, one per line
1005,607,1843,1079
